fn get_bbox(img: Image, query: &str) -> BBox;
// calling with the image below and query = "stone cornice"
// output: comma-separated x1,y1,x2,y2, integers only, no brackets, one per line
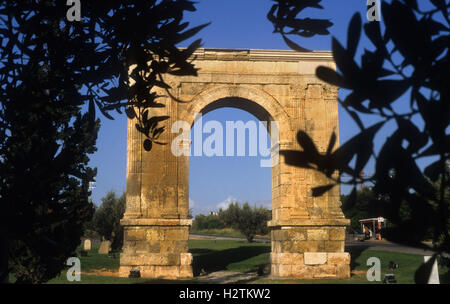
190,48,333,62
268,218,350,228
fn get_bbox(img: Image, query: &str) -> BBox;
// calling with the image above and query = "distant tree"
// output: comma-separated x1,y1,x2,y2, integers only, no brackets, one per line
218,202,241,229
92,191,125,251
235,203,271,243
82,204,100,240
191,214,206,230
192,202,272,240
192,213,224,230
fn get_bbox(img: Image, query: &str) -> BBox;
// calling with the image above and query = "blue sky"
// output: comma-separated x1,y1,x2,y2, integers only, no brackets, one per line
88,0,435,215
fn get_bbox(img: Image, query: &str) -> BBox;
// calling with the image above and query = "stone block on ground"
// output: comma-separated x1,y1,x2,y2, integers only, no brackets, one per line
98,240,111,254
83,239,91,251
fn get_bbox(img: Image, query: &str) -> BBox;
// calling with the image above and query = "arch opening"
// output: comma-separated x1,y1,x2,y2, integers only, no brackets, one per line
188,106,272,276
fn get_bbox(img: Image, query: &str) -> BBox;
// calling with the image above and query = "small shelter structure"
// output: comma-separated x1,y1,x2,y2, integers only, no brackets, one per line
359,217,386,240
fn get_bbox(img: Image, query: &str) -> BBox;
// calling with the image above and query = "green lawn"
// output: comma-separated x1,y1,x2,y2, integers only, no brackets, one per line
45,240,449,284
254,249,433,284
191,228,270,239
189,239,270,274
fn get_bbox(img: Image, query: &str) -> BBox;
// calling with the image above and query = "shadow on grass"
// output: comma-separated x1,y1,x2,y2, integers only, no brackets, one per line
192,246,270,276
189,248,215,255
346,246,369,276
439,270,450,284
137,278,200,284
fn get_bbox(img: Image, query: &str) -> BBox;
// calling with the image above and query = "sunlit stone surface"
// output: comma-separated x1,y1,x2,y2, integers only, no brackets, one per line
119,49,350,279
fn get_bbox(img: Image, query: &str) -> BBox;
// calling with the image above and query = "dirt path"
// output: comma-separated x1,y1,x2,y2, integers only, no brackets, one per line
82,268,261,283
194,271,260,284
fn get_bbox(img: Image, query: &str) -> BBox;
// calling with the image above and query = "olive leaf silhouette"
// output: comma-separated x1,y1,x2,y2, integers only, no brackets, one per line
267,0,333,52
276,1,449,260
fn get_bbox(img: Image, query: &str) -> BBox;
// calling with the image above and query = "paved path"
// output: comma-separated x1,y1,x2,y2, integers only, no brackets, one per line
190,233,270,243
190,233,444,256
345,239,445,256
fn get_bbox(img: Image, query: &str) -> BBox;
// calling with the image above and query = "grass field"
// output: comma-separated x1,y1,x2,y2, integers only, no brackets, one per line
190,228,270,239
44,240,449,284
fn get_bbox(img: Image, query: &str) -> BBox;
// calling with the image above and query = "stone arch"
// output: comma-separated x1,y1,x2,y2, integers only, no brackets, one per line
181,85,290,239
179,85,293,137
119,48,350,280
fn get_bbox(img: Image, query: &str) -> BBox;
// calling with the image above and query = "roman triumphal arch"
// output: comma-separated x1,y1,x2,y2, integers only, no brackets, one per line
119,49,351,279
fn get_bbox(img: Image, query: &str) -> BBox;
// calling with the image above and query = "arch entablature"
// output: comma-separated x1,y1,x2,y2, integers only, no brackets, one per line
180,85,293,138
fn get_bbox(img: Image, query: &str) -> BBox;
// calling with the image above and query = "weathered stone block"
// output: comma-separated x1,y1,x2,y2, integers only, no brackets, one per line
180,253,193,265
118,266,132,278
123,253,177,266
272,240,282,252
153,266,181,279
175,241,189,253
121,244,136,255
167,253,181,265
313,264,336,278
270,253,279,264
291,265,315,278
146,229,162,241
327,252,350,265
271,264,280,277
126,229,147,241
304,252,327,265
324,240,345,252
329,228,346,241
307,229,329,241
288,229,307,241
335,263,351,278
278,264,292,277
165,229,186,241
295,240,325,252
272,229,288,241
278,253,303,265
147,240,161,253
179,265,193,278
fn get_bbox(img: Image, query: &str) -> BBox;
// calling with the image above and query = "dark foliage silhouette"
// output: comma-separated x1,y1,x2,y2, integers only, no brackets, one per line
0,63,100,283
273,0,449,283
268,0,333,52
0,1,208,152
341,186,387,232
0,0,206,283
